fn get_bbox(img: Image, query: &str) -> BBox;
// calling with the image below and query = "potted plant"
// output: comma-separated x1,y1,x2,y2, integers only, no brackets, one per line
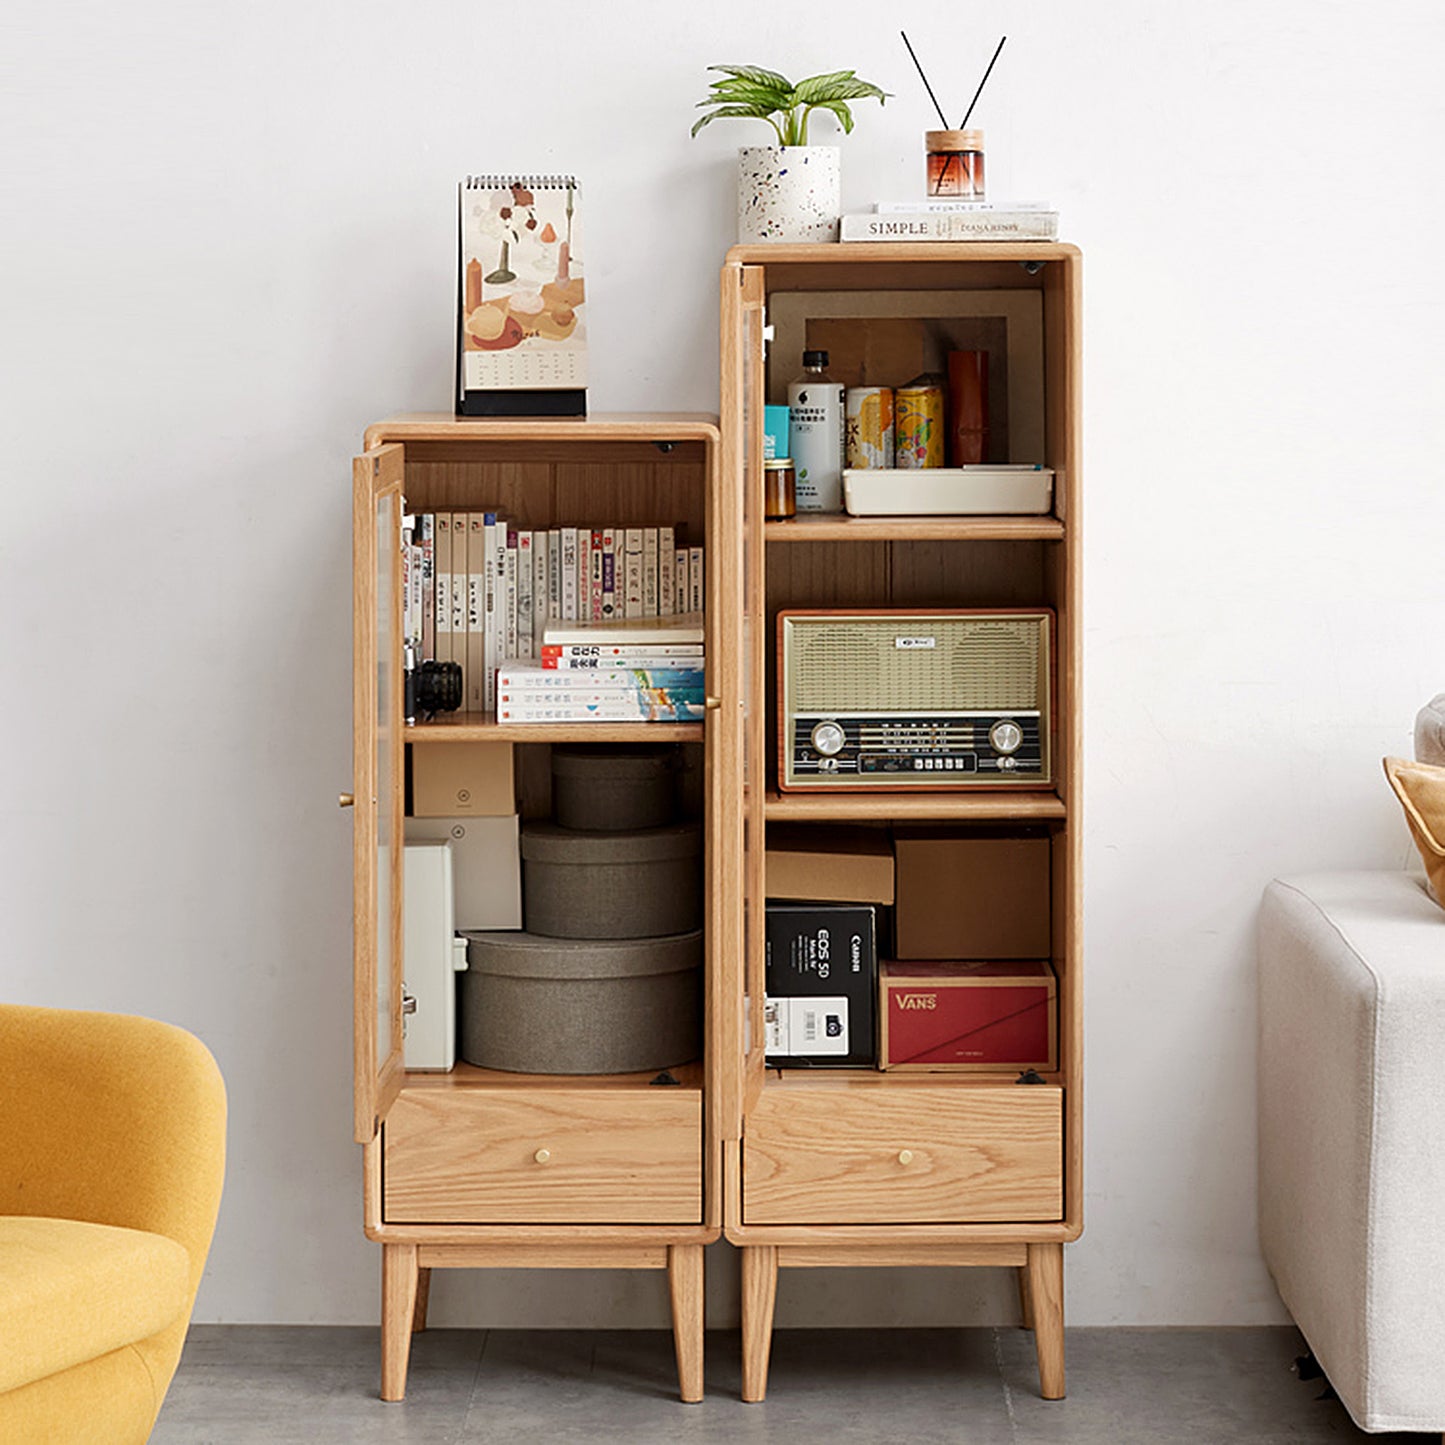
692,64,889,243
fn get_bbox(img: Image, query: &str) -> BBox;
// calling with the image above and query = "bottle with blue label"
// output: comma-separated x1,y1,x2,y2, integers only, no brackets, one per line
787,349,845,512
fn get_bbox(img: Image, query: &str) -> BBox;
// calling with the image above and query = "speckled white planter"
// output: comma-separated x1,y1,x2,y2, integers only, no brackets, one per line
737,146,841,243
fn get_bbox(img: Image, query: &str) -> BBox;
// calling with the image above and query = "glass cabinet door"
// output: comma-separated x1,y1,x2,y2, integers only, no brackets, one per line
352,443,406,1143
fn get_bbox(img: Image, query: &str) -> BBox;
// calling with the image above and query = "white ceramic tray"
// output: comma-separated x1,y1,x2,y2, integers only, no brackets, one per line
842,466,1054,517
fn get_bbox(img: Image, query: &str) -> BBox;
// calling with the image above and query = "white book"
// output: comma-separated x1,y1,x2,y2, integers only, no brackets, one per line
874,198,1052,213
533,532,550,654
560,527,579,622
497,696,706,723
434,513,453,665
577,529,592,626
643,528,659,617
674,548,688,615
546,530,562,634
839,210,1058,242
600,527,618,618
541,612,705,647
451,514,468,671
542,650,705,669
588,529,604,620
400,515,414,654
503,527,518,663
489,515,508,706
658,526,675,617
516,531,534,661
500,663,704,688
623,528,644,618
471,517,488,713
688,546,704,614
418,514,435,661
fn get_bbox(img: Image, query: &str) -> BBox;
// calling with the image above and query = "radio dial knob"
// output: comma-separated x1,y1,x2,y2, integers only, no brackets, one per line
989,719,1024,755
810,720,846,758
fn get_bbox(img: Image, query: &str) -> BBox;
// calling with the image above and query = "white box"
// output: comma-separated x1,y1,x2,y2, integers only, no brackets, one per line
843,466,1053,517
404,814,522,931
402,841,467,1071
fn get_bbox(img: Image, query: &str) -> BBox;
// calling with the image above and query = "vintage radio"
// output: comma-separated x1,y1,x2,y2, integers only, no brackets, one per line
777,609,1054,791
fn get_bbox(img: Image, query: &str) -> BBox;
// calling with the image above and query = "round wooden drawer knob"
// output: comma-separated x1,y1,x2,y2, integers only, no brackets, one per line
533,1148,551,1165
897,1149,914,1166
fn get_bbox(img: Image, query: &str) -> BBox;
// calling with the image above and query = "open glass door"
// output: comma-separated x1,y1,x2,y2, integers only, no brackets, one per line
352,443,406,1143
719,262,768,1139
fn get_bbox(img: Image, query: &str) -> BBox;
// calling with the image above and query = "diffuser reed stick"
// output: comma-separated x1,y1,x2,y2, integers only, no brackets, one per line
900,31,950,130
959,35,1007,128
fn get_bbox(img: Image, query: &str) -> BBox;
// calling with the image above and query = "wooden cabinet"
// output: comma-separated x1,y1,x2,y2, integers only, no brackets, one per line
718,243,1083,1402
350,414,737,1404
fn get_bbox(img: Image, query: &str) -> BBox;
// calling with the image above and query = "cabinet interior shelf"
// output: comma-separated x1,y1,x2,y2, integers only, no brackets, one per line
765,515,1064,544
408,718,705,744
763,790,1066,822
402,1061,704,1092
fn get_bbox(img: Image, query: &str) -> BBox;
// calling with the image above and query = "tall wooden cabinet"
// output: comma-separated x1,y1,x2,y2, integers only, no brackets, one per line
349,414,738,1403
717,243,1083,1401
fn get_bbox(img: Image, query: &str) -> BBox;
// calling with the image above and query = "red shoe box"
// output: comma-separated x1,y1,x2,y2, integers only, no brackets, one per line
880,961,1055,1072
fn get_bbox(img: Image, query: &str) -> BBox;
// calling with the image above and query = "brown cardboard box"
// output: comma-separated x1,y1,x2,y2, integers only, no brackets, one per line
893,828,1050,959
766,826,895,905
411,742,515,817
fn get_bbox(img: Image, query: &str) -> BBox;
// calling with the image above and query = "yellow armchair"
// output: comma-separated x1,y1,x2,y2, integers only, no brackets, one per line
0,1006,226,1444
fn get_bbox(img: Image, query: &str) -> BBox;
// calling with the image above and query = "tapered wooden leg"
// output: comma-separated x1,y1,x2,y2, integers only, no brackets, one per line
668,1244,705,1403
741,1245,778,1403
1025,1243,1065,1400
412,1266,432,1333
1017,1265,1034,1330
381,1244,419,1402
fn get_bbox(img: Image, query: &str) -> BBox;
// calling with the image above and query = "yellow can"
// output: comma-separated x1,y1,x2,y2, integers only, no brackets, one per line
845,387,895,470
894,385,945,469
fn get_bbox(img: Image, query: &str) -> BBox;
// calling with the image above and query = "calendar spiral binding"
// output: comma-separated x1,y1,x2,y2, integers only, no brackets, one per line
464,175,578,190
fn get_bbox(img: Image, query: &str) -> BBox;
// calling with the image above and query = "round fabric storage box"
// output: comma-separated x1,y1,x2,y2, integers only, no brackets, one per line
460,929,703,1074
550,744,678,832
522,821,702,939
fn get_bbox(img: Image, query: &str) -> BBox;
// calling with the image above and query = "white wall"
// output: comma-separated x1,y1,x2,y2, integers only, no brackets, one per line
7,0,1443,1330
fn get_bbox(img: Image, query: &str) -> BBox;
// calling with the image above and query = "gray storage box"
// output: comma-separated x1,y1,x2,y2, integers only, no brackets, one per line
460,929,703,1074
522,821,702,939
550,744,678,831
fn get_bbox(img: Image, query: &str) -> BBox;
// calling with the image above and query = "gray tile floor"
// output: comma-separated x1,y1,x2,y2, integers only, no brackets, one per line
153,1325,1424,1444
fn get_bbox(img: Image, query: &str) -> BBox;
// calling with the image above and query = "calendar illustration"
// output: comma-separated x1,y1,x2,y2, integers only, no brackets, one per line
456,175,587,416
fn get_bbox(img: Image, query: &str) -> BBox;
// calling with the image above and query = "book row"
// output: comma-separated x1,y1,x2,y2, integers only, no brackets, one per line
401,514,705,713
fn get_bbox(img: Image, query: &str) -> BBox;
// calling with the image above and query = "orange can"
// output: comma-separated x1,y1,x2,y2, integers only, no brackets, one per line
894,384,945,469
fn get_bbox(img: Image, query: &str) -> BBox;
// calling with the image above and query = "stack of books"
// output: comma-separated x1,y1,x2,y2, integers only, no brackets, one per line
496,615,706,723
839,200,1058,243
400,514,704,715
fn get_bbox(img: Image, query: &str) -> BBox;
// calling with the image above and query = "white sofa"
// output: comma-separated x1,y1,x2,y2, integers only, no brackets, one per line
1258,696,1445,1435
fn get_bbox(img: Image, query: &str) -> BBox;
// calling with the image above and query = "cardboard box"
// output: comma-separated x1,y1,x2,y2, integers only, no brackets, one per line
765,902,877,1066
411,741,515,817
893,828,1050,960
880,961,1056,1071
766,826,894,905
403,815,522,931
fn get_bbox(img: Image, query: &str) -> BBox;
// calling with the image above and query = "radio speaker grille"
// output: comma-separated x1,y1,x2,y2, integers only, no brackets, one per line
786,614,1045,712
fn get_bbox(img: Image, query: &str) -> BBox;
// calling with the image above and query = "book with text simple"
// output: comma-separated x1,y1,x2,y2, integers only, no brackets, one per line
839,210,1058,242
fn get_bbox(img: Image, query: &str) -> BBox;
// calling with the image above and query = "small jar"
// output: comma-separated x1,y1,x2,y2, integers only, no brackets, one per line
925,129,985,199
764,458,796,520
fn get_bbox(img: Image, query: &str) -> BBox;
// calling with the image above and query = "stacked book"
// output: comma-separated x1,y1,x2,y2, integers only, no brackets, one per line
400,514,704,715
496,615,706,723
839,200,1058,243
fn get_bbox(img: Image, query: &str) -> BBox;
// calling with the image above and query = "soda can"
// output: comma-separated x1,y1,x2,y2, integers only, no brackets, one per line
894,385,945,469
845,387,895,470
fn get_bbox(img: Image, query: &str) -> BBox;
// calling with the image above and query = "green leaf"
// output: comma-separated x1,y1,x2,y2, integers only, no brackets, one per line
702,80,790,109
708,63,793,91
691,104,785,139
806,100,856,135
792,70,855,103
802,75,890,103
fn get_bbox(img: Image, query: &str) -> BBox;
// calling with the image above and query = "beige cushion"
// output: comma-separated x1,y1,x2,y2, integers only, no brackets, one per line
1384,757,1445,908
0,1216,189,1394
1417,694,1445,766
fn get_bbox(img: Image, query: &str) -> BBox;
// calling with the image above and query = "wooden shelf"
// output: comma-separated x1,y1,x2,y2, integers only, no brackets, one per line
766,1068,1062,1090
766,514,1064,544
403,1061,704,1092
763,789,1065,822
408,717,704,744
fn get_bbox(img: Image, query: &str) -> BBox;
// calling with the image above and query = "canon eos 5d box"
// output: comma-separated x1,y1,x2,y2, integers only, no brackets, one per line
765,902,877,1066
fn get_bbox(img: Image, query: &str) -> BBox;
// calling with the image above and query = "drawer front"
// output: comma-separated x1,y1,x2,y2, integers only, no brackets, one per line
384,1089,702,1224
744,1085,1062,1224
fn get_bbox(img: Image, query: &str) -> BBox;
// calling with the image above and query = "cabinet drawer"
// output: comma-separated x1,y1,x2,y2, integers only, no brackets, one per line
384,1088,702,1224
744,1084,1062,1224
